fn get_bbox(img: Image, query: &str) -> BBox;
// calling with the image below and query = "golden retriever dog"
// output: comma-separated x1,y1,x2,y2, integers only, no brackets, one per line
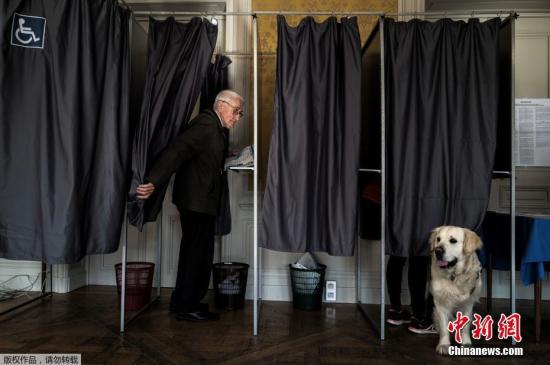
429,226,483,355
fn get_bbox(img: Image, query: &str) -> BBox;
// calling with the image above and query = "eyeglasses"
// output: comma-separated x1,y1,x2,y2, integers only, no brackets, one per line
220,100,244,118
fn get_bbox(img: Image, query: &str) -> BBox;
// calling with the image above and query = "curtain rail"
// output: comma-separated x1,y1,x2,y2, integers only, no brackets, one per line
131,10,550,17
213,52,275,56
131,11,381,16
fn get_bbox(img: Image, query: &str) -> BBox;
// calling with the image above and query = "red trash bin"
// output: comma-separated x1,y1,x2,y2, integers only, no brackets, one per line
115,262,155,311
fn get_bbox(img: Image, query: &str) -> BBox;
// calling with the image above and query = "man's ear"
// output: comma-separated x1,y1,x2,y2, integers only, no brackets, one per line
463,228,482,255
429,227,441,252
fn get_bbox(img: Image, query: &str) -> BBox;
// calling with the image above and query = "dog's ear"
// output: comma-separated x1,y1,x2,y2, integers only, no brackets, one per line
429,227,441,252
463,229,482,255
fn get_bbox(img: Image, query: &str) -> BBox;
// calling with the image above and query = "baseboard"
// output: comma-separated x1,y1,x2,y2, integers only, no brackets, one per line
242,267,550,303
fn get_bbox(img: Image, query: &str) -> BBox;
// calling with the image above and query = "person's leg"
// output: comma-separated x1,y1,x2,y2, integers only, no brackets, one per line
426,292,434,322
170,208,194,312
408,255,430,319
408,256,437,334
171,208,216,314
386,256,411,325
387,255,406,310
190,211,216,307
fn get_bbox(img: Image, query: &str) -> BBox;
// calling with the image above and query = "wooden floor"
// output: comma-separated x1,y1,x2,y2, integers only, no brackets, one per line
0,286,548,364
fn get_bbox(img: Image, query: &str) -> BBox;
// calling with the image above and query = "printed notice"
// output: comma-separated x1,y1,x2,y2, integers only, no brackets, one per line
515,99,550,166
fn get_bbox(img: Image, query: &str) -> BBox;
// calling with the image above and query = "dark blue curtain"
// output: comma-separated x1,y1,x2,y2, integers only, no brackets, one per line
260,16,361,256
0,0,130,263
384,18,502,256
127,17,217,230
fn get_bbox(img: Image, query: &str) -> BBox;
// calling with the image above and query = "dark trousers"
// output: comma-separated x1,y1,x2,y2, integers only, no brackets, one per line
170,208,216,313
387,255,433,320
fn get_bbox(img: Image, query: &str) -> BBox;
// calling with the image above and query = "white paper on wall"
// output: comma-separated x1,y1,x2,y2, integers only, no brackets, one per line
515,99,550,166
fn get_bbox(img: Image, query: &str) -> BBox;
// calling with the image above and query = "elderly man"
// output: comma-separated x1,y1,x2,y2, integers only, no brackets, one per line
136,90,244,321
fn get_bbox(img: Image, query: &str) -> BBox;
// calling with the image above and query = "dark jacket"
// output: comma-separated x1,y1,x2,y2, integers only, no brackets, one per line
146,110,227,215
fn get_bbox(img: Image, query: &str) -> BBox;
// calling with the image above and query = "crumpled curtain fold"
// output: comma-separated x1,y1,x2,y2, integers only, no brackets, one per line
0,0,130,263
200,55,233,236
127,17,217,230
200,54,232,111
384,18,501,257
260,16,361,256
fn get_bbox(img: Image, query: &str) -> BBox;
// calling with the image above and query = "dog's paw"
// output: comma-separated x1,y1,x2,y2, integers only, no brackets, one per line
436,344,450,356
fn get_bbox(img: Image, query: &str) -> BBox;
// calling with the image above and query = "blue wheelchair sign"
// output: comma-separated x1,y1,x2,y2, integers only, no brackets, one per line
11,13,46,49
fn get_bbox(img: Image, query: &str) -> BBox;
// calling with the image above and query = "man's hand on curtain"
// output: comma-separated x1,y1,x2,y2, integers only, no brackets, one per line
136,183,155,200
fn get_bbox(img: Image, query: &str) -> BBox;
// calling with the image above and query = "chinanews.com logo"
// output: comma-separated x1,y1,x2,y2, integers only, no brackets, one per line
447,311,524,356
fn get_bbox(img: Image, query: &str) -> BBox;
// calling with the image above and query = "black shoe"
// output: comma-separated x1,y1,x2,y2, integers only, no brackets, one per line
176,311,220,322
408,317,437,335
195,303,210,312
386,308,412,326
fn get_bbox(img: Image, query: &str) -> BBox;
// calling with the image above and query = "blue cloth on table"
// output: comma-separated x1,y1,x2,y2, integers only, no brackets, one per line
480,211,550,285
521,218,550,285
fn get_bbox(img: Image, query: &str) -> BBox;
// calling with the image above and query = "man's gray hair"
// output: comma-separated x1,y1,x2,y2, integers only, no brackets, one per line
214,90,244,108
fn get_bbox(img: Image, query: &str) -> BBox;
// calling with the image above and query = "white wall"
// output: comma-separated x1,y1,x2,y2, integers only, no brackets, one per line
0,259,43,293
